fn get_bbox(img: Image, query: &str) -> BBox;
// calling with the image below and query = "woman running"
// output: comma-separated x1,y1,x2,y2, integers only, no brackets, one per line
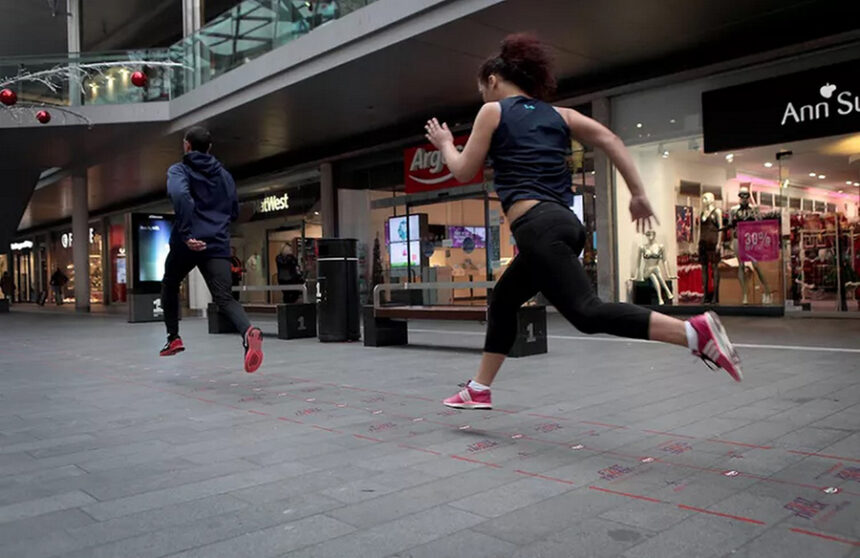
423,34,742,410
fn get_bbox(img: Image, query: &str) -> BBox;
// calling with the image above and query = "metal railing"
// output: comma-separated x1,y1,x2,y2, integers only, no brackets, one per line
372,281,497,310
232,283,311,304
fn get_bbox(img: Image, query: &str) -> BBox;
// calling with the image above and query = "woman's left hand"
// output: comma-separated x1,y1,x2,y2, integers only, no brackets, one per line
630,195,659,234
425,118,454,149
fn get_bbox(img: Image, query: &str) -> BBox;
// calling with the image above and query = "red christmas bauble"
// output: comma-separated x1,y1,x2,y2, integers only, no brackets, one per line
130,71,147,87
0,88,17,106
36,110,51,124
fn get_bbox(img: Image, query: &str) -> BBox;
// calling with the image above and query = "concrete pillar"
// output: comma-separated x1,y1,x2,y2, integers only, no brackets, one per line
66,0,82,106
592,97,618,302
72,174,90,312
320,163,337,237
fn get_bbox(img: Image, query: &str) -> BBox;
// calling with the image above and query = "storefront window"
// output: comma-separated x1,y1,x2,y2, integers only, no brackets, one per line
49,224,106,305
611,52,860,313
230,182,322,304
613,134,859,311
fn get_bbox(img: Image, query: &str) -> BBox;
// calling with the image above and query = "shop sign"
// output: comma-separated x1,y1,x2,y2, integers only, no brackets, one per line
702,59,860,153
257,193,290,214
10,240,33,251
60,228,95,248
404,135,483,193
737,220,780,263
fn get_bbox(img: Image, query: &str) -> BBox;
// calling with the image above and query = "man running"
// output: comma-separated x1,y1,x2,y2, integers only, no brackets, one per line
159,126,263,373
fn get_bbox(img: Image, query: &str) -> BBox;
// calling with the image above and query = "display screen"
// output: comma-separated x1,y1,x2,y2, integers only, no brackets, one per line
387,215,421,244
447,226,487,249
389,240,421,268
137,216,172,283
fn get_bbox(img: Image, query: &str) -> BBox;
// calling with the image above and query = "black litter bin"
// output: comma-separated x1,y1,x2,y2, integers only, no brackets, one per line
317,238,360,342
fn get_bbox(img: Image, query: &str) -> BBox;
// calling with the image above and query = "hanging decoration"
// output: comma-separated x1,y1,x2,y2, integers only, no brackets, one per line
0,60,184,127
130,71,147,88
0,88,17,106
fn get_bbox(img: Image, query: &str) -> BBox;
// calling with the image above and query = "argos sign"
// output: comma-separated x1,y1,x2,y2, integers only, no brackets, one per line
404,136,483,193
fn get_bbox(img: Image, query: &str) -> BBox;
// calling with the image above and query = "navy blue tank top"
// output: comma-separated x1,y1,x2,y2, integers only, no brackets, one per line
489,96,573,212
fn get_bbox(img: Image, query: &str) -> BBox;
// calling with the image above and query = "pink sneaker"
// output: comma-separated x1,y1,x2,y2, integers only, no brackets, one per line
688,312,743,382
443,382,492,410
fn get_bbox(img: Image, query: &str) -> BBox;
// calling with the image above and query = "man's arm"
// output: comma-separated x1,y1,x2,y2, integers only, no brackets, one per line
166,164,195,242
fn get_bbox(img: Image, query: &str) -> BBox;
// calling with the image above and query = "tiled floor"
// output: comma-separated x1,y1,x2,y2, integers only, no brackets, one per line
0,309,858,557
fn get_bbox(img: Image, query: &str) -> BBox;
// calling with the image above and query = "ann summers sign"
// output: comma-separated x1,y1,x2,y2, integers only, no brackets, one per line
702,59,860,153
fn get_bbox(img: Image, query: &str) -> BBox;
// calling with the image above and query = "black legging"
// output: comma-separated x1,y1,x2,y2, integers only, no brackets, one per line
162,245,252,339
485,201,651,354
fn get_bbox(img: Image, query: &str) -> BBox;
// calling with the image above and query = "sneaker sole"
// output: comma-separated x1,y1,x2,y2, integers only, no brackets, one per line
160,347,185,357
244,329,263,373
704,312,743,382
443,401,492,410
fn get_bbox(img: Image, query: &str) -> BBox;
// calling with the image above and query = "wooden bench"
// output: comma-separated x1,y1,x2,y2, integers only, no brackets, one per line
208,284,316,339
364,282,547,358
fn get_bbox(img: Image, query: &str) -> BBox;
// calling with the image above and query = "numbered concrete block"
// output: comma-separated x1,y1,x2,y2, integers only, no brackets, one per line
277,303,317,340
509,305,547,358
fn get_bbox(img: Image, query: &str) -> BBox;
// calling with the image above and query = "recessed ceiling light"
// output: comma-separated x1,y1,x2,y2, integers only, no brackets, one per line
669,119,676,124
818,175,826,179
725,153,734,162
764,162,773,168
854,182,860,186
838,190,844,193
636,123,643,128
809,172,817,177
847,181,854,185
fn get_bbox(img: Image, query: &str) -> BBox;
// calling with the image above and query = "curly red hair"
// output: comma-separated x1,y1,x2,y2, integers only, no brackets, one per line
479,33,556,100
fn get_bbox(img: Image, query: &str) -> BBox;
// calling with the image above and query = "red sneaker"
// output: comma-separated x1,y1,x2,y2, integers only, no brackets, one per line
443,382,492,409
689,312,743,382
243,327,263,373
160,337,185,357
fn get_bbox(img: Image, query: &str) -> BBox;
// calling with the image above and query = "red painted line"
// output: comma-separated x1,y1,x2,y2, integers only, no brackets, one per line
353,434,385,443
515,470,576,485
450,455,502,468
247,410,269,416
311,425,340,433
789,528,860,547
677,505,765,525
787,450,860,464
277,416,303,424
527,413,573,421
398,444,442,456
707,439,772,450
581,421,627,429
588,486,664,503
642,429,696,439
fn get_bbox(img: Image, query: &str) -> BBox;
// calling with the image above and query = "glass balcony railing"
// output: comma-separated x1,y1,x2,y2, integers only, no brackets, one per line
0,0,377,110
0,50,175,108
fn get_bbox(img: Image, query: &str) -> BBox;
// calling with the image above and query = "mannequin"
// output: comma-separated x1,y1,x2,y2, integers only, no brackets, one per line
728,186,772,304
697,192,722,303
635,229,676,305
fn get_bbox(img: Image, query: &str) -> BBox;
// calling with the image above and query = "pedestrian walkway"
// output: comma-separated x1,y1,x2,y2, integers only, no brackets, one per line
0,311,858,557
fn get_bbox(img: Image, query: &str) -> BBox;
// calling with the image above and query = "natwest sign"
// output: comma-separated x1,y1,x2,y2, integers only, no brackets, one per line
702,59,860,153
404,135,483,193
